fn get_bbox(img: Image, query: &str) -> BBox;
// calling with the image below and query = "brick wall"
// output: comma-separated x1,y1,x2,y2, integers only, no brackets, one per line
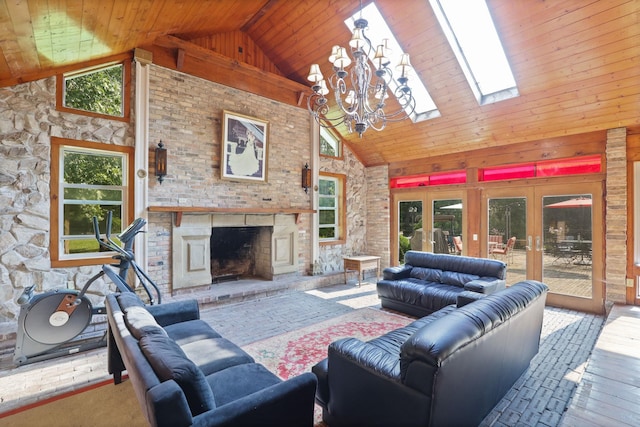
366,165,391,268
145,65,370,284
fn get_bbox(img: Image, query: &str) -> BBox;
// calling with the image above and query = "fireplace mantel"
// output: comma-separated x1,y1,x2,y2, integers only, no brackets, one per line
148,206,315,226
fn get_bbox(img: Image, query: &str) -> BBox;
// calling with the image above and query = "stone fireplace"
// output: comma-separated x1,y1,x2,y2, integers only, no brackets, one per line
172,212,299,289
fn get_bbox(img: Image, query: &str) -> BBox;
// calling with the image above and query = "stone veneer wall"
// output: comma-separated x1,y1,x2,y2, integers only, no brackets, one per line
605,127,627,303
0,77,134,342
145,65,313,285
318,148,367,273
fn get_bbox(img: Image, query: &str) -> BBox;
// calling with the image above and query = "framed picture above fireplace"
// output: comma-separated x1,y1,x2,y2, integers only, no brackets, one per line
221,111,269,182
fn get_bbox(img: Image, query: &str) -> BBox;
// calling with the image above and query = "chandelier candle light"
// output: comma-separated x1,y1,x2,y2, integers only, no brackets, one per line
307,13,416,137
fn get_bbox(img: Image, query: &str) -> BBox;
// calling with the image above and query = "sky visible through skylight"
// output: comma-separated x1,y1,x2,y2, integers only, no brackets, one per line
345,3,439,121
430,0,518,102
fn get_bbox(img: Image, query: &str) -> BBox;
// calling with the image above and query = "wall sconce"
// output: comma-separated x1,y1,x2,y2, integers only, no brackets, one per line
155,141,167,184
302,163,312,193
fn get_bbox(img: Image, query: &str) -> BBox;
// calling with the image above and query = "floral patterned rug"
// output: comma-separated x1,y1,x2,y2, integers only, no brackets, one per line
242,307,413,425
242,307,412,380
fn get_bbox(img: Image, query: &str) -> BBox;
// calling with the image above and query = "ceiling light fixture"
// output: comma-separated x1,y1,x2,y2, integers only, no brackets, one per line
306,3,416,137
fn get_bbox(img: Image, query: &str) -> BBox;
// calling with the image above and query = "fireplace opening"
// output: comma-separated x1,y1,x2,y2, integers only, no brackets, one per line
210,226,272,283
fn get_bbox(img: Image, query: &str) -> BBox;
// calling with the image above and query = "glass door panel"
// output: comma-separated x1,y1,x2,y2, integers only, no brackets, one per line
482,182,603,313
433,199,463,254
542,194,593,298
397,197,424,264
487,197,527,286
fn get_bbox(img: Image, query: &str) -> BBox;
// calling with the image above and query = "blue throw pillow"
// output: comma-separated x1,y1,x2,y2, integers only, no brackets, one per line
116,292,144,310
139,334,216,415
124,306,167,339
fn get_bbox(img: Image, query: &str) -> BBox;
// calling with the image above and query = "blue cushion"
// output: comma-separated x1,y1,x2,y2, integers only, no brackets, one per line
206,363,281,407
440,271,479,287
139,333,215,415
409,267,442,283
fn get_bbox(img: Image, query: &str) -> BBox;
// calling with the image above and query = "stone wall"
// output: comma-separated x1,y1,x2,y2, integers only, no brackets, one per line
605,127,627,303
0,77,134,342
318,149,368,273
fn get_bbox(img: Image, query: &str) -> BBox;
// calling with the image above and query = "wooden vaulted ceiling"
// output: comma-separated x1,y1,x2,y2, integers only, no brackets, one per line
0,0,638,167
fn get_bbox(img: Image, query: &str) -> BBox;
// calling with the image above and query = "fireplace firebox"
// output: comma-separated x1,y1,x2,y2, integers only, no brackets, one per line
210,227,272,282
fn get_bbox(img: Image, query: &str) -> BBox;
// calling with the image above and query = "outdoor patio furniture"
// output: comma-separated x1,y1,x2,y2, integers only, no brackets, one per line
490,236,516,263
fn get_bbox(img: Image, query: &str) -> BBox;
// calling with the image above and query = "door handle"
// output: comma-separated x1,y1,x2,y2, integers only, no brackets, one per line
527,235,532,251
536,236,541,252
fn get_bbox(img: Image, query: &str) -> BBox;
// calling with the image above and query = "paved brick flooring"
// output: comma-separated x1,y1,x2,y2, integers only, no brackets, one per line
0,281,607,426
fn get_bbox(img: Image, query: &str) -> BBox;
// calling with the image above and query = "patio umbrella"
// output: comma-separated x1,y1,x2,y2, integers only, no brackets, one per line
441,203,463,209
545,197,592,208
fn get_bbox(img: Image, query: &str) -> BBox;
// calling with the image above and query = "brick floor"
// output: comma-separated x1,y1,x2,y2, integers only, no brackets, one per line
0,281,607,426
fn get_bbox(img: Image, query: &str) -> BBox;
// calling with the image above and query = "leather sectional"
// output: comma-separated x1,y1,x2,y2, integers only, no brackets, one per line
377,250,507,317
313,280,549,427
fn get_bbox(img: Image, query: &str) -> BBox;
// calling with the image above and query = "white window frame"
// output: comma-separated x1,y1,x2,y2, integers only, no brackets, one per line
58,145,128,261
319,174,345,242
320,127,342,158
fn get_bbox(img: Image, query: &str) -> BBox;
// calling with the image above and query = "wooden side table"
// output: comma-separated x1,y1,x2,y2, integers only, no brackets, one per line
343,255,381,287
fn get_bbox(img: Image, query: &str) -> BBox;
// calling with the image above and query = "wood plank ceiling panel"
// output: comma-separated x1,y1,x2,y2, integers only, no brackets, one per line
0,0,637,167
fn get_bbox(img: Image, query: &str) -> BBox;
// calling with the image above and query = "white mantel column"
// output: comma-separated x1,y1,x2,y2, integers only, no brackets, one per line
133,49,152,272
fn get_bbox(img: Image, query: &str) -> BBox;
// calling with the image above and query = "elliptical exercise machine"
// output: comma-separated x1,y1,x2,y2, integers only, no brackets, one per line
13,212,161,365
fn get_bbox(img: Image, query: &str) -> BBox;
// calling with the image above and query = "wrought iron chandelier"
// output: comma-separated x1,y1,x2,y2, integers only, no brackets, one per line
306,9,416,137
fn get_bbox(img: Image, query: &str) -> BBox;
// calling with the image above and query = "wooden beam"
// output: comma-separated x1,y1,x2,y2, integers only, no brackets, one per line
148,35,309,108
176,48,185,70
148,206,316,227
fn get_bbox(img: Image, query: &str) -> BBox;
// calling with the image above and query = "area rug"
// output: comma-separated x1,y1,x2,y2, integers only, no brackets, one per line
242,307,413,380
0,377,146,427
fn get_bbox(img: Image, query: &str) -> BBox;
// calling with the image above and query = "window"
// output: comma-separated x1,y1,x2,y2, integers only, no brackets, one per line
50,137,134,266
429,0,518,105
56,55,131,121
346,3,440,122
320,127,342,158
319,173,346,242
478,155,602,182
390,170,467,188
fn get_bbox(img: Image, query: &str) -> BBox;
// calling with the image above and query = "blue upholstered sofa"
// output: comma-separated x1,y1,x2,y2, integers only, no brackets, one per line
377,250,507,317
105,293,317,427
313,280,549,427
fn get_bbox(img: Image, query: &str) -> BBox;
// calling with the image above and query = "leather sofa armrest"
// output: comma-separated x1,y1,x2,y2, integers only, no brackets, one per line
463,277,505,294
330,338,400,379
456,290,485,307
383,265,412,281
146,299,200,327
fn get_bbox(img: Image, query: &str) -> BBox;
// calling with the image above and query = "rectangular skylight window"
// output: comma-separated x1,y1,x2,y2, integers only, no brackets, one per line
345,3,440,122
429,0,518,105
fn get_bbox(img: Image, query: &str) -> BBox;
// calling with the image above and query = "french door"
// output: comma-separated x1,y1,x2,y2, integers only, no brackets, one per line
393,190,465,264
481,182,604,313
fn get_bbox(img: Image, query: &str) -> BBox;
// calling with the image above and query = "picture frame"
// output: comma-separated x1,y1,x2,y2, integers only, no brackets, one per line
221,111,269,182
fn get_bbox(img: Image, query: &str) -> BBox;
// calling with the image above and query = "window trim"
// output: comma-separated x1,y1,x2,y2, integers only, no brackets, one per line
319,172,347,244
319,127,343,160
50,137,134,267
56,53,132,122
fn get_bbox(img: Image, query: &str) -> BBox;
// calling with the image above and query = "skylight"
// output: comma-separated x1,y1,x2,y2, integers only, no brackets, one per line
345,3,440,123
429,0,518,105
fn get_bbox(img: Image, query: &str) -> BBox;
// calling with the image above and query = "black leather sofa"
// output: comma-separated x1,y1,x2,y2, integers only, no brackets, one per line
105,292,317,427
312,280,548,427
377,250,507,317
